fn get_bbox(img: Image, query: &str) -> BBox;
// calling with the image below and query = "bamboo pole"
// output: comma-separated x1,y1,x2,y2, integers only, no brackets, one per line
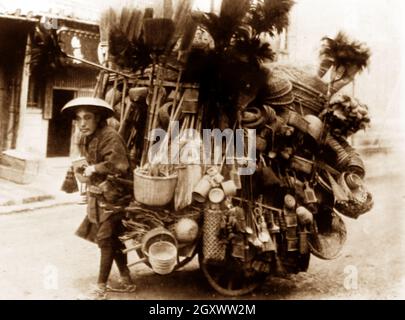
141,61,155,166
65,54,136,79
120,78,128,123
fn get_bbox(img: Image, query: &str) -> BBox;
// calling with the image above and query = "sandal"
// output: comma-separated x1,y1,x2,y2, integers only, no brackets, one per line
107,276,137,293
78,283,108,300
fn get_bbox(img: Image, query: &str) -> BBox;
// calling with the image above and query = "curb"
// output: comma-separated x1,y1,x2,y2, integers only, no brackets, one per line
0,194,81,215
0,195,55,207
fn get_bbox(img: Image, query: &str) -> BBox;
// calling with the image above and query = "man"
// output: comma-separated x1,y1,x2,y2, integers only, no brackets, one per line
61,97,135,299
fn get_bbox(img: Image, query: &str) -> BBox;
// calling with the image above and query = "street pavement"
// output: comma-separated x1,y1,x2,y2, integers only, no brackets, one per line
0,152,404,300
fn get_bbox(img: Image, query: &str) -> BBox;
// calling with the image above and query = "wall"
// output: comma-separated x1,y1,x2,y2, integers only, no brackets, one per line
0,66,6,150
19,107,49,156
0,18,32,152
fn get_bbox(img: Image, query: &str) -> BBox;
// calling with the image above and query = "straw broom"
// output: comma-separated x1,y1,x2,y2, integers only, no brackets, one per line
141,18,175,167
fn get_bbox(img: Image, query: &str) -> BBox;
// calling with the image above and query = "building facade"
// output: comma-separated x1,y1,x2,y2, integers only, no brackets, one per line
24,18,100,157
1,2,102,159
0,14,36,152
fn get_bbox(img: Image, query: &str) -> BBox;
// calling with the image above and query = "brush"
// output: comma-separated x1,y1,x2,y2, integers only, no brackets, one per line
143,18,175,53
61,166,79,194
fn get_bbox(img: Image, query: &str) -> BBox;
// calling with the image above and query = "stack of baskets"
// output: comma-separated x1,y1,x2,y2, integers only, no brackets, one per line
141,227,178,275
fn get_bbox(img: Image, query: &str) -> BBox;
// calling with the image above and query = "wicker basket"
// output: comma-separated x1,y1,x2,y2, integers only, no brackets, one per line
133,168,178,206
335,172,373,219
202,208,226,263
271,63,328,115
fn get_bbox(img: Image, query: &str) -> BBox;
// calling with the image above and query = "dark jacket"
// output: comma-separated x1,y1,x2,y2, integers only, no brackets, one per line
81,125,130,224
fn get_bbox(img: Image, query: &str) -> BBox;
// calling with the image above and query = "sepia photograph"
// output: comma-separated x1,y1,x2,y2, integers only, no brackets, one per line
0,0,404,301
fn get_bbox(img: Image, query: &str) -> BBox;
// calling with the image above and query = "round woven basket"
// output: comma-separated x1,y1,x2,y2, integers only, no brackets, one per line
133,168,178,206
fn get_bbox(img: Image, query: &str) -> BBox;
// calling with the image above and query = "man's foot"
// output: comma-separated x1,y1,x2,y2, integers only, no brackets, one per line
77,283,108,300
107,275,136,293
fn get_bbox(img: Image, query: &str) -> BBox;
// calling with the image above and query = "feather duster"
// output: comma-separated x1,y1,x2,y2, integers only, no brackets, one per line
319,31,371,80
249,0,295,37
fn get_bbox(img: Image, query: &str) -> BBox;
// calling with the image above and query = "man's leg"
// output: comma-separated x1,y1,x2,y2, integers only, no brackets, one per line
113,240,131,278
112,238,136,292
98,239,115,285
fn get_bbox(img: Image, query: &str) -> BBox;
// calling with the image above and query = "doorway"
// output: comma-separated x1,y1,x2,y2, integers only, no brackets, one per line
46,89,75,157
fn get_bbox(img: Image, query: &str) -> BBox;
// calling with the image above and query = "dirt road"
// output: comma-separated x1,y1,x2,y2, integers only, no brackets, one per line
0,154,403,300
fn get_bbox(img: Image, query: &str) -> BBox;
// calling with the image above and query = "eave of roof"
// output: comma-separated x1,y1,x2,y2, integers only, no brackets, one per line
0,13,37,23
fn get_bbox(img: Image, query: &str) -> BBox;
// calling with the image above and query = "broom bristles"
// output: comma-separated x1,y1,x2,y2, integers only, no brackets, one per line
61,167,79,194
100,7,117,42
143,18,175,51
127,9,143,42
220,0,250,20
119,6,133,35
144,7,154,19
179,14,197,52
163,0,174,19
166,0,195,53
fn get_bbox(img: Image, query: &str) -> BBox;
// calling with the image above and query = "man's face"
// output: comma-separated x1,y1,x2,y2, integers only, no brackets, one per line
75,108,99,136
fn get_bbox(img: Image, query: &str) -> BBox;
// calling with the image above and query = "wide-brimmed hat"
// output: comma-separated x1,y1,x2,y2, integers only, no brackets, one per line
61,97,114,119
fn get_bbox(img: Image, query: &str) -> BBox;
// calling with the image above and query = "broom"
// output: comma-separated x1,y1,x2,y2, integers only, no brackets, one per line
143,18,175,53
127,9,143,43
141,18,176,167
100,8,116,45
165,0,195,54
163,0,174,19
